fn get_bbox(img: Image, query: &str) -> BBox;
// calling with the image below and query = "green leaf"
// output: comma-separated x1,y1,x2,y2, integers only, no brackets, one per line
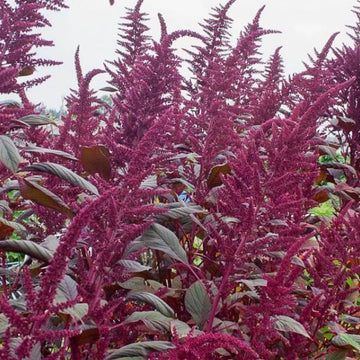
0,313,9,337
330,116,356,131
0,135,20,173
126,291,175,317
0,99,20,108
22,146,77,161
122,311,172,332
170,320,192,338
324,162,357,179
0,217,26,237
119,277,164,293
332,333,360,352
155,202,205,222
0,240,52,262
61,303,89,323
9,339,41,360
318,145,338,159
105,341,175,359
212,318,237,334
41,235,60,255
185,280,211,328
17,114,57,126
21,162,99,195
19,178,73,218
170,178,194,192
117,260,151,273
100,86,117,92
127,223,188,265
238,278,267,290
291,256,305,268
140,175,158,190
0,200,12,214
326,350,348,360
339,315,360,325
56,275,78,302
272,315,310,338
119,277,149,291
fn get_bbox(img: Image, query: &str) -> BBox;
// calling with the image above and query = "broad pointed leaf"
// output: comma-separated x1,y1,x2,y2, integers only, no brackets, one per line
0,135,20,173
80,145,111,180
100,86,117,92
9,339,40,360
332,333,360,351
0,99,20,108
170,320,192,338
122,311,172,332
119,277,149,291
18,66,35,76
0,200,12,214
207,162,231,189
105,341,175,359
140,175,157,190
0,313,9,337
119,277,163,291
137,223,188,265
17,114,56,126
56,275,78,302
155,202,205,222
238,278,267,290
324,162,357,179
21,162,99,195
318,145,338,159
19,178,73,217
326,350,348,360
0,240,52,262
41,235,60,254
185,280,211,328
272,315,310,338
61,303,89,323
22,146,77,161
126,291,175,317
117,260,151,273
70,326,100,346
0,218,26,238
330,116,356,131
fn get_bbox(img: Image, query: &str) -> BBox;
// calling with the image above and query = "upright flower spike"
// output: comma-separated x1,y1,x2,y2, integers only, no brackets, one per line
185,0,236,100
251,47,285,124
320,3,360,178
0,0,66,96
112,0,149,68
105,5,200,173
180,5,281,207
286,32,340,114
0,0,67,134
56,47,105,158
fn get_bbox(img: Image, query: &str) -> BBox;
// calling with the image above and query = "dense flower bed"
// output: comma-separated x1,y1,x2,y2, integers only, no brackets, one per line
0,0,360,358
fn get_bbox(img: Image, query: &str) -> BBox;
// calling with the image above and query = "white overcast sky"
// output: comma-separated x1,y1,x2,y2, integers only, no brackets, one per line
26,0,356,109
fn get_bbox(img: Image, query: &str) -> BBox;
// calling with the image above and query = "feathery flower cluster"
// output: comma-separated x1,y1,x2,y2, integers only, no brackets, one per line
0,0,360,359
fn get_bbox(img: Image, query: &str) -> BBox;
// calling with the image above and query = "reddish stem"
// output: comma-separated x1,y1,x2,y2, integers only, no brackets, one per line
207,234,246,331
